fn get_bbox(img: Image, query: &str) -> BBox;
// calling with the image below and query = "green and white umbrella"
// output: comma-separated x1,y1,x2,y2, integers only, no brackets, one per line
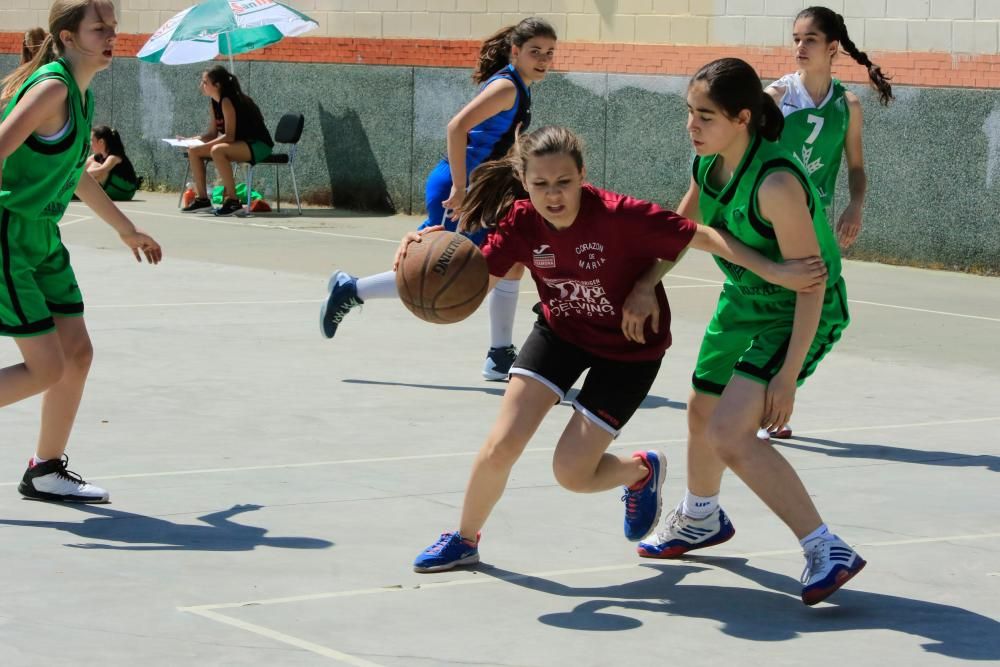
137,0,318,67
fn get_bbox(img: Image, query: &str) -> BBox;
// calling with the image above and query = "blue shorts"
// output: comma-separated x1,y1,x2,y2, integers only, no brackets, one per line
418,159,488,247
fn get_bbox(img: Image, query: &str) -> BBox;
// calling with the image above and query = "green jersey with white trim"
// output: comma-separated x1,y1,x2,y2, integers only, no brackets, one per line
773,72,849,209
0,59,93,221
693,134,842,300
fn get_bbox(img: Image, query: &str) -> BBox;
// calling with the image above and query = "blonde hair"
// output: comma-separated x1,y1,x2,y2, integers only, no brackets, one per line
2,0,111,102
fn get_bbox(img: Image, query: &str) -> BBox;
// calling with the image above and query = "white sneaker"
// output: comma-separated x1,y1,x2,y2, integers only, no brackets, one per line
800,535,866,605
637,504,735,558
18,456,109,503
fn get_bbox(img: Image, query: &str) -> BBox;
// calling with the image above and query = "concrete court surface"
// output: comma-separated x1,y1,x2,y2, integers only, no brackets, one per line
0,193,997,666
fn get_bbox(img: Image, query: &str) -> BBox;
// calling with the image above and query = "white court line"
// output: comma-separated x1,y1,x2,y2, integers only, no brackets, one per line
70,205,997,320
848,299,1000,323
0,416,995,487
184,609,385,666
58,215,92,228
88,298,315,309
107,205,402,245
179,531,1000,665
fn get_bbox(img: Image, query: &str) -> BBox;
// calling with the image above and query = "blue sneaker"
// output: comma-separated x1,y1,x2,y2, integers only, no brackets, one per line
320,271,363,339
800,535,866,605
637,505,735,558
413,532,480,573
622,450,667,542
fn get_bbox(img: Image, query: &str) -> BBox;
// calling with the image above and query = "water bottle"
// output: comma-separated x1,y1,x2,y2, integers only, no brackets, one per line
182,181,196,207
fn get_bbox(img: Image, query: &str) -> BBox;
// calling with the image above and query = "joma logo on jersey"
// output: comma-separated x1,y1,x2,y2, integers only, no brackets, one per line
532,244,555,268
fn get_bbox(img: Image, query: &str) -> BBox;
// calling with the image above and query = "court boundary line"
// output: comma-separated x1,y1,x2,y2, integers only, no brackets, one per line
179,530,1000,665
71,202,998,322
0,416,995,487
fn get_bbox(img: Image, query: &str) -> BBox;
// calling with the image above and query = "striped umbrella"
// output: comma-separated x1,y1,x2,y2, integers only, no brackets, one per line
137,0,318,68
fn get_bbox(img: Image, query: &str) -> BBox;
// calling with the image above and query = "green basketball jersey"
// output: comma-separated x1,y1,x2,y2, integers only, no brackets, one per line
693,133,842,300
0,59,93,221
773,73,849,209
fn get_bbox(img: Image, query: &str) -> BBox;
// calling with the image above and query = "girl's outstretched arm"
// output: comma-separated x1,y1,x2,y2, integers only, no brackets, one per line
75,172,162,264
620,178,702,342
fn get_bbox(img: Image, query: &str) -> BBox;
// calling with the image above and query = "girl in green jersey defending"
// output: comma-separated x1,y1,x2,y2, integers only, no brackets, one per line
761,5,893,440
630,59,865,606
0,0,161,503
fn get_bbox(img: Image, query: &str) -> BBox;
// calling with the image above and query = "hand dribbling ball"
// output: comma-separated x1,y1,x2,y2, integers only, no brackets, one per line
395,230,489,324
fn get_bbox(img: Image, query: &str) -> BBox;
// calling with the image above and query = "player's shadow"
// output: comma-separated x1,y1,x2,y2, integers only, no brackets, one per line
775,435,1000,472
342,379,685,410
478,559,1000,660
0,503,334,552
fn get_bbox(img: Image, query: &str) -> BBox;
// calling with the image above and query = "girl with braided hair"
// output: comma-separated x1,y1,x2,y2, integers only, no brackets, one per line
760,5,892,440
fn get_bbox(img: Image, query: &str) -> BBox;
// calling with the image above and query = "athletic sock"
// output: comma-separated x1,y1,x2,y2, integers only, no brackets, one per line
356,271,398,300
489,279,519,348
799,523,832,549
682,490,719,520
31,455,49,467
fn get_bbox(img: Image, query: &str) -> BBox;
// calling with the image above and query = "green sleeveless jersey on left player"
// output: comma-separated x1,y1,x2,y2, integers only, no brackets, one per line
693,133,842,299
0,58,93,221
772,73,850,209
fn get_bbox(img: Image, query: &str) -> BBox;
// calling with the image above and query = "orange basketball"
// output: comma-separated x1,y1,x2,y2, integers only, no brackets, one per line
395,230,490,324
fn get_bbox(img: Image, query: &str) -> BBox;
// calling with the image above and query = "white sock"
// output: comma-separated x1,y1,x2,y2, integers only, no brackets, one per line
31,455,49,467
799,523,831,548
489,279,519,349
356,271,398,301
682,490,718,520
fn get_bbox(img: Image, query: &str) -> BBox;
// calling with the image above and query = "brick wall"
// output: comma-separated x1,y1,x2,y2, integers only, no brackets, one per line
3,0,1000,52
4,2,1000,88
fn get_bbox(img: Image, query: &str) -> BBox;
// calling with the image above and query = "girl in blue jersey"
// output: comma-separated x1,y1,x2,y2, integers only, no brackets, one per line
320,18,557,381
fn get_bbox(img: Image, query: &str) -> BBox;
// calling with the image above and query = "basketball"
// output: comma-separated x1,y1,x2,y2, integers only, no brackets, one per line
395,230,490,324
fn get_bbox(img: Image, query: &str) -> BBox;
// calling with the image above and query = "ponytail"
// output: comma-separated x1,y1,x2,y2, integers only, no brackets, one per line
471,17,557,84
461,125,583,233
798,6,894,106
759,90,785,141
2,34,58,103
460,156,521,233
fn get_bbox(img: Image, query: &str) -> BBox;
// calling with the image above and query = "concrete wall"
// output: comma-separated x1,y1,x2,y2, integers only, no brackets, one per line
1,53,997,273
4,1,1000,52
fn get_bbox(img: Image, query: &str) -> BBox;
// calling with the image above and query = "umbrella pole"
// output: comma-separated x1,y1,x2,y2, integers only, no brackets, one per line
226,31,234,71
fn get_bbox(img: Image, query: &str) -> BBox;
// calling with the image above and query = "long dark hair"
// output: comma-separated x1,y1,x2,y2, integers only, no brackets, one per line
1,0,104,102
92,125,125,157
21,27,47,64
797,6,893,106
472,17,557,84
461,125,584,233
691,58,785,142
205,64,249,104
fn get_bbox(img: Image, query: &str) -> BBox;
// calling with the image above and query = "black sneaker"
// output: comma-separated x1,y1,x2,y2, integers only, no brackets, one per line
19,455,109,503
214,198,244,217
320,271,363,339
181,196,212,212
482,345,518,381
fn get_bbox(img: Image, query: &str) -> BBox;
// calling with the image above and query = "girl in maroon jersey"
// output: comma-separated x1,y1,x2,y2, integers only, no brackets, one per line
395,125,827,572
